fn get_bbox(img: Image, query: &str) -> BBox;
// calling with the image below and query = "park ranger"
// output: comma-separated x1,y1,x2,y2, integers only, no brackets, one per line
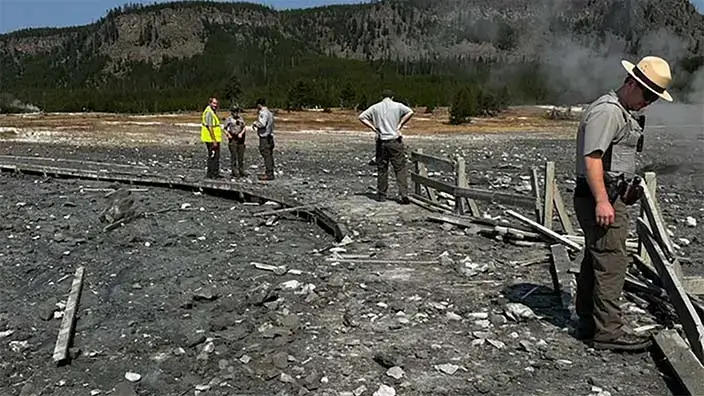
223,104,248,178
200,97,223,179
358,89,414,204
573,56,673,352
252,98,276,181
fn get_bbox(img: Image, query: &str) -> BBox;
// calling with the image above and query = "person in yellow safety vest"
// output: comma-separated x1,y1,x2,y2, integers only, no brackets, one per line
201,97,223,179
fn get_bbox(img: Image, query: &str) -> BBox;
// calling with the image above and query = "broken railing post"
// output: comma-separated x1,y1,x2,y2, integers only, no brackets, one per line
543,161,555,229
530,167,543,223
454,156,480,217
413,148,425,196
639,171,657,266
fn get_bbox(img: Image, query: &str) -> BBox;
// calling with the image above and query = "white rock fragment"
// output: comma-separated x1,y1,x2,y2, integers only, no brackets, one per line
280,280,301,289
124,372,141,382
505,303,541,321
386,366,405,379
467,312,488,319
446,312,462,321
487,339,506,349
686,216,697,227
373,384,396,396
239,355,251,364
434,363,460,375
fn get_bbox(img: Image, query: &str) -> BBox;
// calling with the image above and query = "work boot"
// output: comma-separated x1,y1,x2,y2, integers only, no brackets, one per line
591,333,652,352
571,323,595,341
399,196,411,205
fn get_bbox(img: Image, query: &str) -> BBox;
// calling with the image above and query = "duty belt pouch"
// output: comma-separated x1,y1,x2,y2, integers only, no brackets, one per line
636,115,645,152
604,173,624,204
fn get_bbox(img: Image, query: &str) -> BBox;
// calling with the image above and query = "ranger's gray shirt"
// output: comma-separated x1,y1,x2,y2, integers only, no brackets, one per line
575,91,642,178
224,115,245,135
253,107,274,138
358,98,413,140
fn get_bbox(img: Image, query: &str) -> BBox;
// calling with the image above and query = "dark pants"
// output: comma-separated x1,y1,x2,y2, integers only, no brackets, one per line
205,142,220,178
259,135,275,177
573,194,629,342
375,137,381,162
228,137,246,176
377,138,408,198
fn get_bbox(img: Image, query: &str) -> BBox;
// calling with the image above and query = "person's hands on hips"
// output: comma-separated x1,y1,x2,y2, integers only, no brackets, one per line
595,200,615,227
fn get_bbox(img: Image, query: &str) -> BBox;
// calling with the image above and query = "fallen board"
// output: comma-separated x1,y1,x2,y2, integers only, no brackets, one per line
53,266,85,365
549,244,575,314
0,162,346,242
505,210,583,252
653,329,704,396
638,218,704,364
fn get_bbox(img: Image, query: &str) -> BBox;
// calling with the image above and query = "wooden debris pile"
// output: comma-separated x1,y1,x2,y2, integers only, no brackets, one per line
414,154,704,394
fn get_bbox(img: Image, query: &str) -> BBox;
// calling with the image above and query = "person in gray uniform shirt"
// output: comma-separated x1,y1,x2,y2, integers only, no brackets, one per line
573,56,673,352
252,98,275,181
358,89,415,204
223,104,248,178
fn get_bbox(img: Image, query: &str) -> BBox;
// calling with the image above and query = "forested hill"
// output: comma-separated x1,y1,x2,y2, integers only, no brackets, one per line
1,0,702,113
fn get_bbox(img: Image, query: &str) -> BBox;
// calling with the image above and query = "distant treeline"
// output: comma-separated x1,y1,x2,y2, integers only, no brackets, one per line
2,17,702,115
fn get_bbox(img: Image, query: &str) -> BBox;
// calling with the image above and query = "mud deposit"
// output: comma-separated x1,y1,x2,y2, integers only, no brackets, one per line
0,103,702,396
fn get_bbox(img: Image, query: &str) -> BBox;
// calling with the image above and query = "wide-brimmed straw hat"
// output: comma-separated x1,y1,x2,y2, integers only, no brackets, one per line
621,56,673,102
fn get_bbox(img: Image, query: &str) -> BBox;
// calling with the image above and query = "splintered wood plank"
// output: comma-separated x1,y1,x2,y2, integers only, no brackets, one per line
550,244,575,313
639,172,657,265
552,184,575,235
638,218,704,364
640,181,684,281
654,329,704,396
506,209,582,252
543,162,555,229
53,266,85,365
530,167,543,223
683,276,704,296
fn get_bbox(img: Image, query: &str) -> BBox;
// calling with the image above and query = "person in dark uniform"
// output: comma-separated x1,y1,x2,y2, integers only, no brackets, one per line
223,105,248,178
573,56,673,352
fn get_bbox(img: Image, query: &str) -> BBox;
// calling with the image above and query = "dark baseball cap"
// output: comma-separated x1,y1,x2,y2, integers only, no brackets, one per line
381,89,395,98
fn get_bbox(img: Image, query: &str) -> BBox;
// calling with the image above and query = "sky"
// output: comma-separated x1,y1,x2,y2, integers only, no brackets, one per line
0,0,703,34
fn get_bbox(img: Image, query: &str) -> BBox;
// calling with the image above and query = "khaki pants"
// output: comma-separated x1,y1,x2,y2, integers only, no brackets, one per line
228,138,246,176
573,195,629,341
259,136,275,177
377,138,408,198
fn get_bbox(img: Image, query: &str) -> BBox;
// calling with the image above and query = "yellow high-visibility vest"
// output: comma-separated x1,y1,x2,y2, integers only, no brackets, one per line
200,106,222,143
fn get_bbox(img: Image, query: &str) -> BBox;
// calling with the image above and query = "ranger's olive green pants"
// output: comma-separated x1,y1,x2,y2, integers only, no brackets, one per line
573,195,629,341
377,138,408,198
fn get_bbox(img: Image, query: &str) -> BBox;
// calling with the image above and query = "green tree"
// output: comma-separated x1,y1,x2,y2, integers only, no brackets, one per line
449,84,479,125
340,82,356,108
224,74,242,105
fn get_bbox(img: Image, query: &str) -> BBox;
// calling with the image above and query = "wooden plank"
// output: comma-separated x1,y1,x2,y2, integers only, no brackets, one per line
410,172,456,195
454,156,480,216
413,148,426,196
552,184,575,235
638,218,704,364
409,151,455,173
253,204,317,217
53,266,86,365
653,329,704,396
550,244,575,314
530,167,543,223
543,162,555,229
506,209,583,252
640,181,685,281
453,186,535,208
639,172,657,266
409,193,454,213
684,276,704,296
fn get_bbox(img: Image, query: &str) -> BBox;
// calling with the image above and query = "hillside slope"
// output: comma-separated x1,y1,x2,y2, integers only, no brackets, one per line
0,0,702,112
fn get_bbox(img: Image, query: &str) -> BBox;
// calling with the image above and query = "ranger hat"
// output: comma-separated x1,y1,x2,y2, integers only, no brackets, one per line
230,104,242,113
621,56,673,102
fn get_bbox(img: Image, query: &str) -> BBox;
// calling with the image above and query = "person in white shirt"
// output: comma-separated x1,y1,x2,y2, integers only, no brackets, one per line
358,90,414,204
